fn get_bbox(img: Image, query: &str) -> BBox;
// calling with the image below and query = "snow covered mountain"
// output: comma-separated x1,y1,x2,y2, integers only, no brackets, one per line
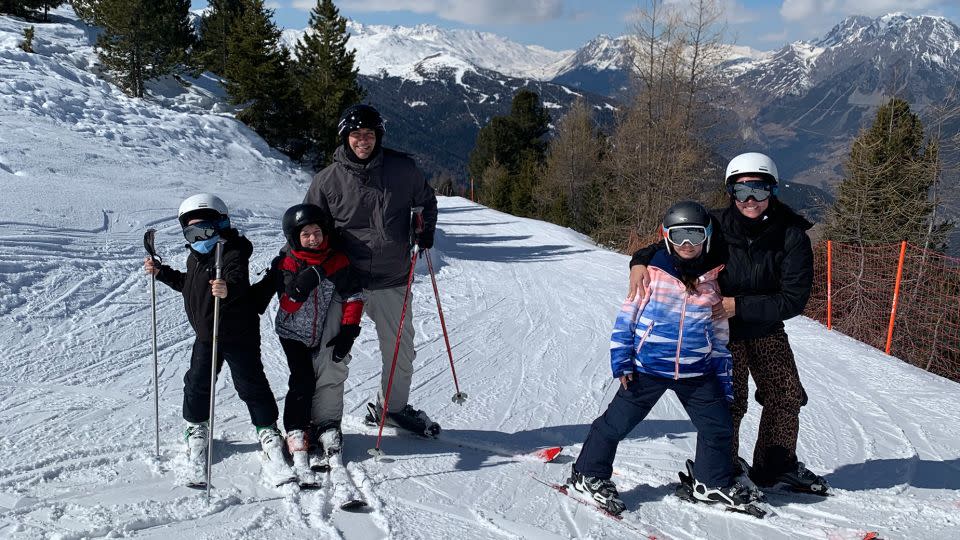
282,21,572,81
3,8,960,539
281,22,616,177
723,13,960,189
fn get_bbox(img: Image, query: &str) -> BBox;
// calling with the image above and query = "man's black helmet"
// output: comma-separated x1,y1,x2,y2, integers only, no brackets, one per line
282,204,334,249
337,104,385,139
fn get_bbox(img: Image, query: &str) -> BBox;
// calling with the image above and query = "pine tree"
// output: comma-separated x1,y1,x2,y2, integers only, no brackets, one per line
468,90,549,177
469,90,550,215
538,98,604,233
94,0,195,98
294,0,364,167
196,0,243,76
1,1,28,17
71,0,98,24
825,97,951,249
19,25,34,52
224,0,304,156
22,1,64,21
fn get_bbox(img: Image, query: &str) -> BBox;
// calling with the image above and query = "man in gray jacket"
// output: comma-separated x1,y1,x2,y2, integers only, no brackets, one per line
305,104,440,437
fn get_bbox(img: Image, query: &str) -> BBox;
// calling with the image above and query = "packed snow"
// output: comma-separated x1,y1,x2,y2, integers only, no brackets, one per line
2,7,960,540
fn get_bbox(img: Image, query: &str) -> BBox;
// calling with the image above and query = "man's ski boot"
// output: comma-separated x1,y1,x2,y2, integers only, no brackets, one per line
286,429,319,488
257,425,298,488
676,460,767,518
365,402,441,438
567,465,627,516
767,461,831,496
182,422,208,488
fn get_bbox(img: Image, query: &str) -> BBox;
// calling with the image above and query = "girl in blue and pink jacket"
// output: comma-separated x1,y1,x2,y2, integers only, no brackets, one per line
568,201,759,516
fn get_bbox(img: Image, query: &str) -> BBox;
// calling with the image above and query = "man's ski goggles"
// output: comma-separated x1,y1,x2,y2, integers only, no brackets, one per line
664,224,710,247
728,180,775,202
182,221,221,243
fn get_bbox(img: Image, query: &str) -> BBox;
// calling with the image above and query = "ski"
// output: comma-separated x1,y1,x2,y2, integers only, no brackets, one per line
764,483,832,497
529,474,660,539
326,452,369,511
358,410,563,463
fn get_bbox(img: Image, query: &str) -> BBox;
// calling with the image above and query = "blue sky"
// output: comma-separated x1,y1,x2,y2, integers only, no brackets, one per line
193,1,960,52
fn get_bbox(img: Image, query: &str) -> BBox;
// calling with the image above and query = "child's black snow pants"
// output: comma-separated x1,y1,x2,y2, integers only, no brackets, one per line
575,372,734,488
182,339,279,428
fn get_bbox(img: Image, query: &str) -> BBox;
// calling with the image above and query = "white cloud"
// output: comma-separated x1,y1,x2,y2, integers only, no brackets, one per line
780,0,950,21
780,0,819,21
321,0,563,24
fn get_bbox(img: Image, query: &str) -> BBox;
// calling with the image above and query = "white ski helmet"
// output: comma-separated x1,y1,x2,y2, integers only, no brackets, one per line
178,193,228,227
724,152,779,185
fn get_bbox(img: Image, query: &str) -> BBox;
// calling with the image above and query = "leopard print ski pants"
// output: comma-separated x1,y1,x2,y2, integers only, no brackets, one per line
728,329,806,482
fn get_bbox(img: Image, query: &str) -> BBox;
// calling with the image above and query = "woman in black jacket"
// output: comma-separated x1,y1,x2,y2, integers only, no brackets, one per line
627,153,829,495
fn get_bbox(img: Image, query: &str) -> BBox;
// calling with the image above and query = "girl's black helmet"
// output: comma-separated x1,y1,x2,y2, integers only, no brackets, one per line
662,200,711,229
282,204,334,249
661,201,713,254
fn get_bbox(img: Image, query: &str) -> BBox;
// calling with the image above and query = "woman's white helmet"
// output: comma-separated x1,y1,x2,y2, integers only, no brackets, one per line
178,193,228,227
724,152,779,185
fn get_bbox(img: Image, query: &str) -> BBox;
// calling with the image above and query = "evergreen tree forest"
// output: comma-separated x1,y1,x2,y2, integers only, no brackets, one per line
71,0,363,164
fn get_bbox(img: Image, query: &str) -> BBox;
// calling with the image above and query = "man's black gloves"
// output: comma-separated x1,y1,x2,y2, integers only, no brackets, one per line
417,229,435,250
326,323,361,362
288,265,324,302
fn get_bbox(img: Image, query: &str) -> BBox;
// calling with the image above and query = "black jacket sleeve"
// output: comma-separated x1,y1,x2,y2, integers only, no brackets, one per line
735,227,813,323
248,255,281,314
218,242,251,309
155,264,185,292
629,240,664,268
329,263,365,300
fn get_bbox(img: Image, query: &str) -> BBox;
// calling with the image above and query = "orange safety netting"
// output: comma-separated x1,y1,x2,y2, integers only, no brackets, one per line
804,241,960,382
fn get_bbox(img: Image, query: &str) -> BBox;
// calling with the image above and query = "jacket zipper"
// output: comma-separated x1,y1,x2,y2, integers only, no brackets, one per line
637,321,655,353
674,293,690,380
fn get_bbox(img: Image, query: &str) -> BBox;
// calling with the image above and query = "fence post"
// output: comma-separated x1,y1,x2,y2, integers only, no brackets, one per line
885,241,908,355
470,177,475,202
826,240,833,330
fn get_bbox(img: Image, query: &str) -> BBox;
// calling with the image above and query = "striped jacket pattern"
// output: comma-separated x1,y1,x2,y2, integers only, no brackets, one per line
610,250,733,401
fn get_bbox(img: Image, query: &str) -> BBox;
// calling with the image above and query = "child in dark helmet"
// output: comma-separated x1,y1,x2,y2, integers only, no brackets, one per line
144,193,294,486
570,201,763,516
269,203,365,480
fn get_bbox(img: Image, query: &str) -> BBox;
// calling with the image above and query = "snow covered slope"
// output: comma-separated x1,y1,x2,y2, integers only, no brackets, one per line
2,8,960,540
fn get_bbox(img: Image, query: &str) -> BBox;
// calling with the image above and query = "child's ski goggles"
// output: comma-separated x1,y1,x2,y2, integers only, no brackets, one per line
664,224,710,247
728,180,775,202
182,221,221,243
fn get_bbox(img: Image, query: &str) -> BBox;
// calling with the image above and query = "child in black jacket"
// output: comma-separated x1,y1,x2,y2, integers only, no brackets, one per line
144,193,294,487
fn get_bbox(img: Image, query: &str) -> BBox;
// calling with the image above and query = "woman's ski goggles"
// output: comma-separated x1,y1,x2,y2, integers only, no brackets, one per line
728,180,775,202
182,221,221,243
663,224,710,247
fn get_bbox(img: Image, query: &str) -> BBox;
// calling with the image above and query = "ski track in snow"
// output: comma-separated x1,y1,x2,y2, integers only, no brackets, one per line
3,7,960,540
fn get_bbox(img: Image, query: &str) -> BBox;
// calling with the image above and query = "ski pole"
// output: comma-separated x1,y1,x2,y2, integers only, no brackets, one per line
423,249,466,405
143,229,162,458
368,247,420,460
205,240,225,501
